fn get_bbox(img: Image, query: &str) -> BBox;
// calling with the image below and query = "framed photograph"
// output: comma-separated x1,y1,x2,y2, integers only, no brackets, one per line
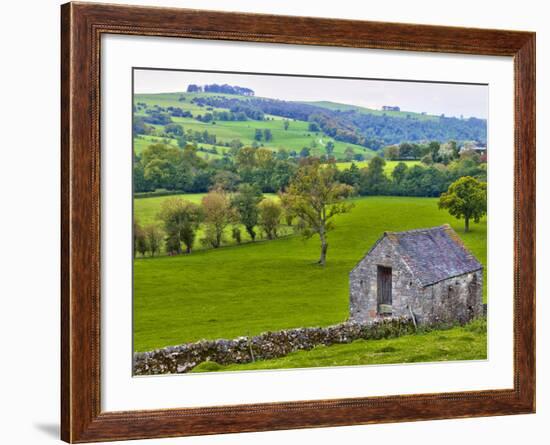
61,2,535,442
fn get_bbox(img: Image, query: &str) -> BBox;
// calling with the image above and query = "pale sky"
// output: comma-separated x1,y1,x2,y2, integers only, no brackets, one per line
134,69,488,119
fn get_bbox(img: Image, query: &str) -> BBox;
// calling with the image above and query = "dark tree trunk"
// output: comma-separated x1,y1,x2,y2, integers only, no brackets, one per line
318,230,328,266
464,216,470,233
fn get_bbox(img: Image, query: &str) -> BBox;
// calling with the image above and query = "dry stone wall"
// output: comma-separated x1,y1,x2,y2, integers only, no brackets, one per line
134,317,416,375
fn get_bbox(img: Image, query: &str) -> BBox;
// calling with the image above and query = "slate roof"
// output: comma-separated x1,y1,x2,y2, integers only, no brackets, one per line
381,224,482,287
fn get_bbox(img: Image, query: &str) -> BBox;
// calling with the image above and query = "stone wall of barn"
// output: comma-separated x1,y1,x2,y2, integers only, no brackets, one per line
349,237,422,322
414,270,484,325
349,236,484,325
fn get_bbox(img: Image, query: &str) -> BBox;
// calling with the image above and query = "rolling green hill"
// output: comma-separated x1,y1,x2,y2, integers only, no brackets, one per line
134,92,376,159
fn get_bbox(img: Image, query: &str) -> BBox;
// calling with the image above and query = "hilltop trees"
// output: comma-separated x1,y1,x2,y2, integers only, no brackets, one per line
283,161,354,266
438,176,487,232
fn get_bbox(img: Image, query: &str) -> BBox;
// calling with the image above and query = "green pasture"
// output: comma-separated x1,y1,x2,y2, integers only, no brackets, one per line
134,196,487,352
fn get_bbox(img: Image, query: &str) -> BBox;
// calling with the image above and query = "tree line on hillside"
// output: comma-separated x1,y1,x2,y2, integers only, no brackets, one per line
189,95,487,149
133,138,486,198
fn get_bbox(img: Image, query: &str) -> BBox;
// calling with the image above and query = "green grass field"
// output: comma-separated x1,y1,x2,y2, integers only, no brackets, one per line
134,196,486,352
192,319,487,373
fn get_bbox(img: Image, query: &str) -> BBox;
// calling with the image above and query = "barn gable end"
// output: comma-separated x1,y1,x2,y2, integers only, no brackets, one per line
349,225,483,325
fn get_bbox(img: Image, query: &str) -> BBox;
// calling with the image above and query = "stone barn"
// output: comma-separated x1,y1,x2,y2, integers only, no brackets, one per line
349,224,483,325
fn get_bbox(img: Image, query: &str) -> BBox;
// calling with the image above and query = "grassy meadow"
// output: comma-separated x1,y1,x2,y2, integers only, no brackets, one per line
134,195,487,353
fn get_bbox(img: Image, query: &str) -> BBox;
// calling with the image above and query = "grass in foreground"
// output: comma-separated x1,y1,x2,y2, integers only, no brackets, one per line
192,319,487,373
134,196,486,352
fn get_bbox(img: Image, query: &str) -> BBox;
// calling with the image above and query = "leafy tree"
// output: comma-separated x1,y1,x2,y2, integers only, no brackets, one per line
358,156,389,195
164,123,184,136
133,161,152,192
258,200,282,240
308,122,320,132
438,176,487,232
279,193,295,226
337,162,361,187
133,220,145,258
212,170,241,191
383,145,400,160
325,141,335,156
229,139,243,151
421,154,434,165
428,141,441,159
231,227,242,244
276,148,289,160
158,198,204,254
344,146,355,161
231,184,263,241
460,148,481,162
144,224,163,256
399,142,421,159
133,116,152,135
135,221,149,257
187,84,202,92
254,129,263,141
391,162,408,184
235,146,257,169
283,162,354,266
299,147,311,158
283,120,289,130
201,189,235,248
263,129,273,142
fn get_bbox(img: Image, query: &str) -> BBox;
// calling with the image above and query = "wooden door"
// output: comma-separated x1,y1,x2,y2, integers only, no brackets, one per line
377,266,392,314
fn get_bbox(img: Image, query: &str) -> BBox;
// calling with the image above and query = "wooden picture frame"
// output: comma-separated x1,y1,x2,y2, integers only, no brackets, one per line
61,2,535,442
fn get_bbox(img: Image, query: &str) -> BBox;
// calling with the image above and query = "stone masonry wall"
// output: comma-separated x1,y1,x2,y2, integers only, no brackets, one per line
350,237,421,322
415,270,484,325
134,317,416,375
